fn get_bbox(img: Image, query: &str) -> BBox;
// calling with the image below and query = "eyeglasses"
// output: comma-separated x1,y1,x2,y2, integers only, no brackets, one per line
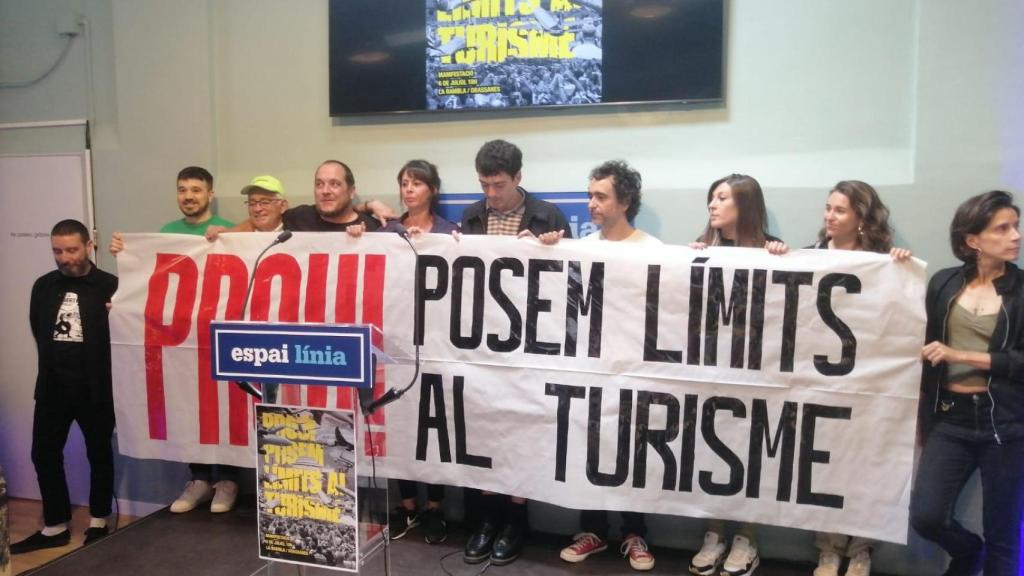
244,199,281,208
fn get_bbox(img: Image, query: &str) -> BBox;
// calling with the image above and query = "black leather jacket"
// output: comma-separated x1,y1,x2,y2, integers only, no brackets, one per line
920,263,1024,442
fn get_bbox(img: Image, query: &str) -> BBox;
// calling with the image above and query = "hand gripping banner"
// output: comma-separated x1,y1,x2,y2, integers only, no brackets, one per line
110,232,925,543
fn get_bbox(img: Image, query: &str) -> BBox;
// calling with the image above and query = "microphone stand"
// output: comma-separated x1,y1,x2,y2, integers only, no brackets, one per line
234,230,293,401
363,224,422,414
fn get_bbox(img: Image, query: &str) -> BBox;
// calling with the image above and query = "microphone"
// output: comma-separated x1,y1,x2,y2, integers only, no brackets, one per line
363,225,422,414
363,387,400,414
234,230,293,401
391,223,410,239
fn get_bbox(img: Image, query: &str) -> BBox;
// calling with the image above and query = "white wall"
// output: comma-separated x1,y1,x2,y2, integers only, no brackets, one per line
1,0,1021,572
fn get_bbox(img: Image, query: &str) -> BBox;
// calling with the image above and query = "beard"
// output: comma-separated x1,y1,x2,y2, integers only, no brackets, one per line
180,199,209,217
58,259,90,277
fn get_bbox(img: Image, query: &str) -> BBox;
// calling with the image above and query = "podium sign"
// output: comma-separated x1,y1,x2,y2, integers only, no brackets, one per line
210,321,392,574
256,404,360,572
210,322,374,388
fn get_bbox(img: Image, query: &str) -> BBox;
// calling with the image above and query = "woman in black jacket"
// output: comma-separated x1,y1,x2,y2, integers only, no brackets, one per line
911,190,1024,576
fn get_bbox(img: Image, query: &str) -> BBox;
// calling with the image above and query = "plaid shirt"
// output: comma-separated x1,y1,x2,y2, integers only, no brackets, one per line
485,192,526,236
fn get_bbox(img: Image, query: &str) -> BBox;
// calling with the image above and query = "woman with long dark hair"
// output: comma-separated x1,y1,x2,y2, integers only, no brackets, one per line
911,190,1024,575
693,173,782,250
689,173,781,576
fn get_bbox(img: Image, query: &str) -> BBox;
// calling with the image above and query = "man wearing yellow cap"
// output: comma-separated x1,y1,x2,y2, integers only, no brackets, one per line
239,175,288,233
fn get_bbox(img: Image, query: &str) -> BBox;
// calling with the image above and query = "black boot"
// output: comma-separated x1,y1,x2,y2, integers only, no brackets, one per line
464,520,499,564
491,501,527,565
490,521,525,565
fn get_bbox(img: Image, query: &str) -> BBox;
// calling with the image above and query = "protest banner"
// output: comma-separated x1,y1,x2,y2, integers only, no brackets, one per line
110,232,925,543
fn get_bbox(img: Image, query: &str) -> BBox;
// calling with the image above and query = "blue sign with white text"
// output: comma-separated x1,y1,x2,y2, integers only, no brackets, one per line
210,322,373,388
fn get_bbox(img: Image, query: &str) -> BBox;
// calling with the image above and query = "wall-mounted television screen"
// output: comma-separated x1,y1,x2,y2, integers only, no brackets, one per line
329,0,724,116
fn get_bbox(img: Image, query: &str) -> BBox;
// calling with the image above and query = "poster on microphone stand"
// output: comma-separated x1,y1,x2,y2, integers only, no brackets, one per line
256,404,359,572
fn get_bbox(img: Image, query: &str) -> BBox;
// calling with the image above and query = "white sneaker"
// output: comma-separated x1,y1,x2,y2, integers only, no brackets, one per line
210,480,239,513
689,531,726,575
721,535,759,576
845,550,871,576
813,551,842,576
170,480,214,513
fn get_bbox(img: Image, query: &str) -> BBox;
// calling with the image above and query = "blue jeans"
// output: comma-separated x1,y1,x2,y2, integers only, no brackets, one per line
910,395,1024,576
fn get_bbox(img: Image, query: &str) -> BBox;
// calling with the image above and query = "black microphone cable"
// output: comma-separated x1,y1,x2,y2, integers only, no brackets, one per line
359,223,424,576
235,230,293,400
363,224,422,415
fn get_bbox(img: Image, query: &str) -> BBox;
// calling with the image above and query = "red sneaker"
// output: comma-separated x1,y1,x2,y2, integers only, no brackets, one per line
621,533,655,571
559,532,608,562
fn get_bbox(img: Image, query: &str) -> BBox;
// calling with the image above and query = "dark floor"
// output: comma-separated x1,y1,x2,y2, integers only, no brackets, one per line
23,498,872,576
21,498,266,576
385,529,821,576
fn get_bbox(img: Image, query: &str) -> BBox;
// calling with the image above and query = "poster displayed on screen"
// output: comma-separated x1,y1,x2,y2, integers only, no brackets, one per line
427,1,602,109
329,0,723,116
257,405,359,572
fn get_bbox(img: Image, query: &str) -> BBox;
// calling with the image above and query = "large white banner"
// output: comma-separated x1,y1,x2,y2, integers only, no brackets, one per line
111,232,925,543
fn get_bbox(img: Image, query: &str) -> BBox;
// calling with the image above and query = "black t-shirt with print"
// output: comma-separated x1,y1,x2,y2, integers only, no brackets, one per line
50,275,87,382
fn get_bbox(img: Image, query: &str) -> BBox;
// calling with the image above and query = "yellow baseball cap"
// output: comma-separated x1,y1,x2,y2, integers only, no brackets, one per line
240,175,285,197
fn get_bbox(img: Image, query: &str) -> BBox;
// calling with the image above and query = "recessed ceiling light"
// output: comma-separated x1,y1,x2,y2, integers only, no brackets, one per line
630,5,673,19
349,51,390,64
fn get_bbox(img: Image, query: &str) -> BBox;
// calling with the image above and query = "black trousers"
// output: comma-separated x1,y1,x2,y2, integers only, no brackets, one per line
581,510,647,540
397,480,445,502
31,384,115,526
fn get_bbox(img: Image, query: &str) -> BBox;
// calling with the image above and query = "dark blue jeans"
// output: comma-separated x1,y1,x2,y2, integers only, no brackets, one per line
910,394,1024,576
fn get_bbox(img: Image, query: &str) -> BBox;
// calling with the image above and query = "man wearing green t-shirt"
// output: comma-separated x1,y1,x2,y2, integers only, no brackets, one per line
110,166,234,250
109,166,239,515
159,166,234,234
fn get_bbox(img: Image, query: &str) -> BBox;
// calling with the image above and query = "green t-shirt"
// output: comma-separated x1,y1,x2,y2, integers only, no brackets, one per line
159,215,235,236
